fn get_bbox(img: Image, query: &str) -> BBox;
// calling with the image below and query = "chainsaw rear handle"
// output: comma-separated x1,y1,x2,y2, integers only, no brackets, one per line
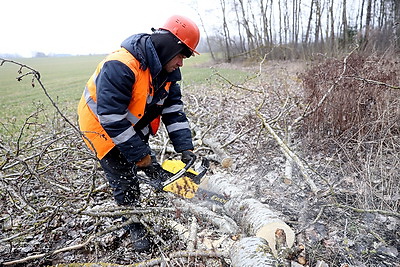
191,158,209,184
161,156,196,187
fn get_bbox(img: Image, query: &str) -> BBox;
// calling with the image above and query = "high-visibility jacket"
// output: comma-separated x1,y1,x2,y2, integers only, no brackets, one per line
77,34,194,162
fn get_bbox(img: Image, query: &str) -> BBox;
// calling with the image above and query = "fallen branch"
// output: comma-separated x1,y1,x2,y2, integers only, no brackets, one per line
348,75,400,90
331,203,400,218
202,137,233,168
255,107,320,194
173,198,238,234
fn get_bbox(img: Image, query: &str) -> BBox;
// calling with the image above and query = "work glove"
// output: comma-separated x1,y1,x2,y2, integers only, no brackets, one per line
181,150,196,165
136,154,152,168
138,152,171,189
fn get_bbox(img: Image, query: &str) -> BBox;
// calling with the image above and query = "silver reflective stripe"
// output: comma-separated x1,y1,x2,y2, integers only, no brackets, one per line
87,98,98,119
84,86,92,103
127,112,140,125
141,125,150,136
166,121,189,133
147,95,153,104
157,98,165,105
112,127,136,145
92,72,99,85
99,113,128,124
84,87,141,125
162,104,183,114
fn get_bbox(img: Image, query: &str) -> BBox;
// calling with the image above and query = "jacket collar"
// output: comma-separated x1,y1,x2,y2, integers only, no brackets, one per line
121,34,181,81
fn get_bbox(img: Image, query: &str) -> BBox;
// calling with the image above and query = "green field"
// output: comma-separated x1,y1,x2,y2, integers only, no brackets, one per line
0,54,249,129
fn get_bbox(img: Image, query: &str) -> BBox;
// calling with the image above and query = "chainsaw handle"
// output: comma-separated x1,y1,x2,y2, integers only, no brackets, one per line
161,156,196,187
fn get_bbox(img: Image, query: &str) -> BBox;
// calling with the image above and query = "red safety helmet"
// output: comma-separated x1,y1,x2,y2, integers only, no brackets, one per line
160,15,200,55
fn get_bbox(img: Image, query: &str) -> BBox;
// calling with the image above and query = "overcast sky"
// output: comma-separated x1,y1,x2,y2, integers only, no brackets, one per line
1,0,214,57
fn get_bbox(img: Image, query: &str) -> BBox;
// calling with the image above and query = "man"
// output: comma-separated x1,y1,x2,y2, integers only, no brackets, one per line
77,15,200,252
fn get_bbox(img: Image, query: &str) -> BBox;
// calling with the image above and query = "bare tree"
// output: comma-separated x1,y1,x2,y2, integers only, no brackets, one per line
341,0,348,49
292,0,301,46
233,0,247,54
196,8,216,61
329,0,336,54
315,0,323,44
363,0,373,49
238,0,255,52
220,0,233,61
260,0,271,46
305,0,315,44
395,0,400,50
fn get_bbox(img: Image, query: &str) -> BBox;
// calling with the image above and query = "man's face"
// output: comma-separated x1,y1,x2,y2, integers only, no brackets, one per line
164,53,186,73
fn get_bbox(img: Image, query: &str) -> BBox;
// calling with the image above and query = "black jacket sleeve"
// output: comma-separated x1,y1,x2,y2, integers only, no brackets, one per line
161,81,194,152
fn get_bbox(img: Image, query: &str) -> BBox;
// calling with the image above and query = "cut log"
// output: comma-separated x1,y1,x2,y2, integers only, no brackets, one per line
229,237,277,267
201,174,295,256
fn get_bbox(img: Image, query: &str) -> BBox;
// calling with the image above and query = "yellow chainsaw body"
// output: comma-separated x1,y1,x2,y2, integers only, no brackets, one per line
161,159,199,199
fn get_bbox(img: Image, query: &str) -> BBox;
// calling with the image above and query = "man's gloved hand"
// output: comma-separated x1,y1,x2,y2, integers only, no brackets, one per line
136,154,152,168
181,150,196,164
138,153,171,187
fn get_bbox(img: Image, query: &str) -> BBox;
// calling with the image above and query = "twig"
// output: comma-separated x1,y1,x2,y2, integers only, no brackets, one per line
292,45,359,125
211,70,264,94
187,216,198,251
347,75,400,90
331,203,400,218
0,57,99,155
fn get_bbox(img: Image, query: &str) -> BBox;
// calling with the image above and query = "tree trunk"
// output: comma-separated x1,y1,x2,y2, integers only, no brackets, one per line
238,0,255,53
363,0,373,49
229,237,277,267
315,0,322,44
201,174,295,257
341,0,348,49
330,0,335,55
196,9,216,61
220,0,232,62
394,0,400,51
305,0,314,44
233,0,246,55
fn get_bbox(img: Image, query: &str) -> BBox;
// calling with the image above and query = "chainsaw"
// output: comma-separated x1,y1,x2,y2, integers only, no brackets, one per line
138,156,229,205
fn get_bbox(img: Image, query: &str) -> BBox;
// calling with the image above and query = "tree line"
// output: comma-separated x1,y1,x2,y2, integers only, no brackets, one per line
197,0,400,61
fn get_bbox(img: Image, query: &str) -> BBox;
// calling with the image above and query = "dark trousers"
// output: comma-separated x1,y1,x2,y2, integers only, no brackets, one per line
99,147,140,206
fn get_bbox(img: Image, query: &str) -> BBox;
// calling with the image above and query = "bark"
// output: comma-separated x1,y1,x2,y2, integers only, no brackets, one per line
396,0,400,50
202,174,295,257
229,237,277,267
220,0,232,62
305,0,314,44
238,0,255,51
364,0,373,49
330,0,335,54
342,0,348,49
315,0,322,44
172,198,239,234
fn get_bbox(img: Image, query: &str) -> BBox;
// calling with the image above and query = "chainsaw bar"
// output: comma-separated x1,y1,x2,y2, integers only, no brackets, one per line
194,187,230,206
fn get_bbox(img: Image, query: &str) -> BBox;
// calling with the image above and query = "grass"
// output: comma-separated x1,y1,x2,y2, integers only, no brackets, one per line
0,53,250,134
0,55,104,117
